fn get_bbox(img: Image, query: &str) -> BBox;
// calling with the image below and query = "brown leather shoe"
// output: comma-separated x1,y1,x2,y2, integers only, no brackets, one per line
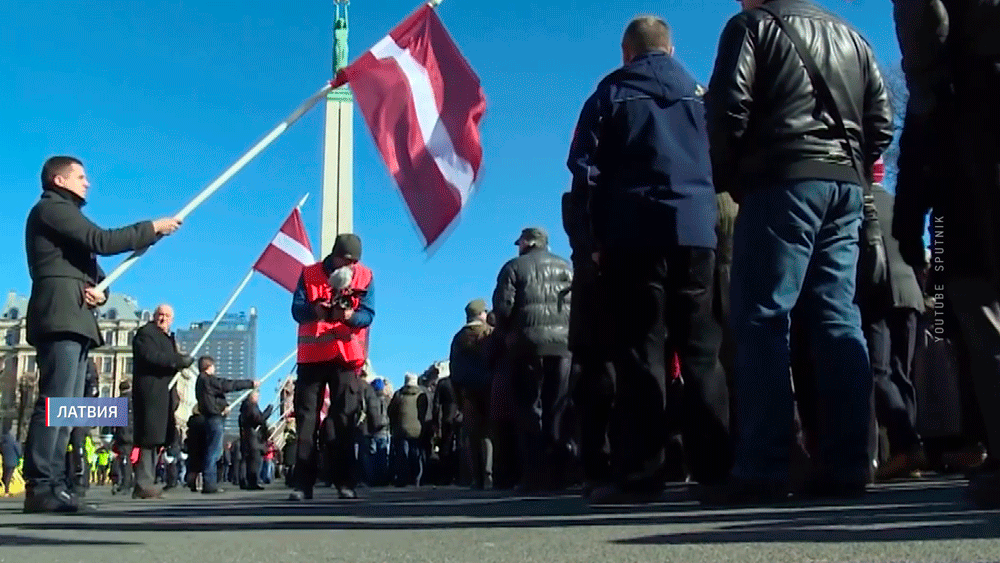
876,448,928,482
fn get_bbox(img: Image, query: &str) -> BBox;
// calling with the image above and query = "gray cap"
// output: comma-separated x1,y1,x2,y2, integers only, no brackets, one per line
515,227,548,246
465,298,487,318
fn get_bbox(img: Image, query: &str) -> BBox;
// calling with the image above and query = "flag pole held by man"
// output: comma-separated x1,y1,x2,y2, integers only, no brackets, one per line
22,156,182,514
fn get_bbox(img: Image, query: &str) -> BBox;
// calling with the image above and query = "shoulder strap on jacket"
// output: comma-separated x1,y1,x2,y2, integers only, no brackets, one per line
759,5,871,196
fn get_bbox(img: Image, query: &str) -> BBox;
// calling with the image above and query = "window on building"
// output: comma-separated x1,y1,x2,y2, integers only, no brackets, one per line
102,357,113,373
126,358,134,375
4,328,17,346
104,330,114,346
26,355,36,372
128,329,136,343
100,385,111,398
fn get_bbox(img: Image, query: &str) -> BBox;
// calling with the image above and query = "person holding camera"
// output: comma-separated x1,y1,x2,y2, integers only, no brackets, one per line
289,234,375,501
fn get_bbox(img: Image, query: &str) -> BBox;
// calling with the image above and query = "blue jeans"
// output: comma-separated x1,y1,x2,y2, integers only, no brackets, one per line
731,179,872,485
22,337,90,492
203,416,224,490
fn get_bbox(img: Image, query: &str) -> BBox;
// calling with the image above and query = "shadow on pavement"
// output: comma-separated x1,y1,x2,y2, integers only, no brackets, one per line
0,533,140,546
5,480,999,543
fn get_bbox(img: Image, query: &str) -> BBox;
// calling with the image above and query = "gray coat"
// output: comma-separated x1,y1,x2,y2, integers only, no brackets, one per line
873,184,926,312
25,188,157,346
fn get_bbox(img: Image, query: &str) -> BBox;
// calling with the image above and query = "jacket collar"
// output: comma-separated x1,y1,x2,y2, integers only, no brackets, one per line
44,187,86,208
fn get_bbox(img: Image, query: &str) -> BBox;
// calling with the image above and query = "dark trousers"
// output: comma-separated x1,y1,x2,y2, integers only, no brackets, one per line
2,466,14,494
115,444,133,492
459,386,493,488
294,360,361,492
241,440,262,487
864,307,921,453
203,416,225,490
391,437,425,486
22,336,90,493
603,247,731,489
513,353,573,489
135,447,157,490
568,257,615,484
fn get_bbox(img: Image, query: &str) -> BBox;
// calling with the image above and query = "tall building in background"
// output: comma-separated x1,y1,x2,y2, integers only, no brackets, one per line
176,309,258,438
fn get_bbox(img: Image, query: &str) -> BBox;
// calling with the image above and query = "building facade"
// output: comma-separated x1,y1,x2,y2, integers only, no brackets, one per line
0,291,152,441
176,310,258,438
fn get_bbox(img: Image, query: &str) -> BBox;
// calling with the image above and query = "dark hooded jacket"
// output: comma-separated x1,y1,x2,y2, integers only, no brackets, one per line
568,51,718,251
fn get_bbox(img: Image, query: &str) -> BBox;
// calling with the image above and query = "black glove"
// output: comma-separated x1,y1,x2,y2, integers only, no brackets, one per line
179,355,195,369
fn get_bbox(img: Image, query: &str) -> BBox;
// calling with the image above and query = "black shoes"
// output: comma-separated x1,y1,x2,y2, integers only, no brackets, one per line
288,488,313,501
23,487,94,514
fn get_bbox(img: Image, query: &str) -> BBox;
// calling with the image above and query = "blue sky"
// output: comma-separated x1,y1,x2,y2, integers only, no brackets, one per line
1,0,899,408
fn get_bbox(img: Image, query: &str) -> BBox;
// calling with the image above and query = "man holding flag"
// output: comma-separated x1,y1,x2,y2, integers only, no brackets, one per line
289,234,374,501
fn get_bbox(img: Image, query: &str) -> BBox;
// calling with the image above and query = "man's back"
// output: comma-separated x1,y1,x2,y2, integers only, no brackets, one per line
707,0,893,196
569,52,717,250
493,248,572,356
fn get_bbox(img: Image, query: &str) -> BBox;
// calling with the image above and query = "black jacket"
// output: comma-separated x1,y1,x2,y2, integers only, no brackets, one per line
706,0,894,198
196,373,254,418
113,391,134,446
25,188,157,347
871,184,926,312
132,322,191,447
893,0,1000,114
239,400,272,453
492,247,572,357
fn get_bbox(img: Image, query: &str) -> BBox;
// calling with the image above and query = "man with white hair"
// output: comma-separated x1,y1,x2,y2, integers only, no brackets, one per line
131,304,194,499
289,234,375,501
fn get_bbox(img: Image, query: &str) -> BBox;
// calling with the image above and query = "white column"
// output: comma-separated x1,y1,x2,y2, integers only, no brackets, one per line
320,89,354,255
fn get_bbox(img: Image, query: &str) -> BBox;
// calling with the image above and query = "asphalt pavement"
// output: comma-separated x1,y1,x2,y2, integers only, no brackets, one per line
1,477,998,562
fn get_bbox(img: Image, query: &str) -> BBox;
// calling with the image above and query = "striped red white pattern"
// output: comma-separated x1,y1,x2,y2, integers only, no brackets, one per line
253,208,314,292
319,386,331,422
332,5,486,248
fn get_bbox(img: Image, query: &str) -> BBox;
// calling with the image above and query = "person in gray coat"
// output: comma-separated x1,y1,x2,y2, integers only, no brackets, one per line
22,156,181,514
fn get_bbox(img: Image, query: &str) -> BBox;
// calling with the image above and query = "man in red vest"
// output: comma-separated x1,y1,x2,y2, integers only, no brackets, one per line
288,233,375,501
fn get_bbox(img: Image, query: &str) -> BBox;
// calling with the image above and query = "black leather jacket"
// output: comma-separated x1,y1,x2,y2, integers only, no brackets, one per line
706,0,893,198
492,247,572,356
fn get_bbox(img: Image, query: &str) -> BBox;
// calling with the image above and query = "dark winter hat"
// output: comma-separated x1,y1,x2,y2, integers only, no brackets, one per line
515,227,548,246
465,298,487,318
332,234,362,261
119,379,132,392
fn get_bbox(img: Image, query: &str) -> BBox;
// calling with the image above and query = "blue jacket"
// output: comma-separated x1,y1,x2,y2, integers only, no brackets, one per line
1,433,20,468
567,52,717,250
291,256,375,328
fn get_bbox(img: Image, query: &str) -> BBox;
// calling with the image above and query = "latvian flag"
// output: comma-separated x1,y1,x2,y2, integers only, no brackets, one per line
253,208,315,292
331,4,486,248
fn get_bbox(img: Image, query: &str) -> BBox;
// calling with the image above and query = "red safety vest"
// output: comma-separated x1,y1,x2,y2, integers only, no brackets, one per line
297,262,372,369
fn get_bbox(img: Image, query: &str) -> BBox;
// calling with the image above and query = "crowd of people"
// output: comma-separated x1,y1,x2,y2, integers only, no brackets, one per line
13,0,1000,514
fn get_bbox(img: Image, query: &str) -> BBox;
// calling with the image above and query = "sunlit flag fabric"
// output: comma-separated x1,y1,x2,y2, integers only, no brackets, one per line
331,4,486,248
253,208,315,292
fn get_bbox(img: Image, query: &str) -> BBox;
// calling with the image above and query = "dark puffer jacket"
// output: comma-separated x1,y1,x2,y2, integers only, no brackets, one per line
491,247,572,357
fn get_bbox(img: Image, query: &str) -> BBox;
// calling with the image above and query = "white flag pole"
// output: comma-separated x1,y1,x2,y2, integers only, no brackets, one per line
167,193,311,391
229,350,298,409
94,84,332,293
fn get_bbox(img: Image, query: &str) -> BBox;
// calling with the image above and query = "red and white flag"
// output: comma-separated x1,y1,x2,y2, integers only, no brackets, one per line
332,5,486,248
253,208,315,292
